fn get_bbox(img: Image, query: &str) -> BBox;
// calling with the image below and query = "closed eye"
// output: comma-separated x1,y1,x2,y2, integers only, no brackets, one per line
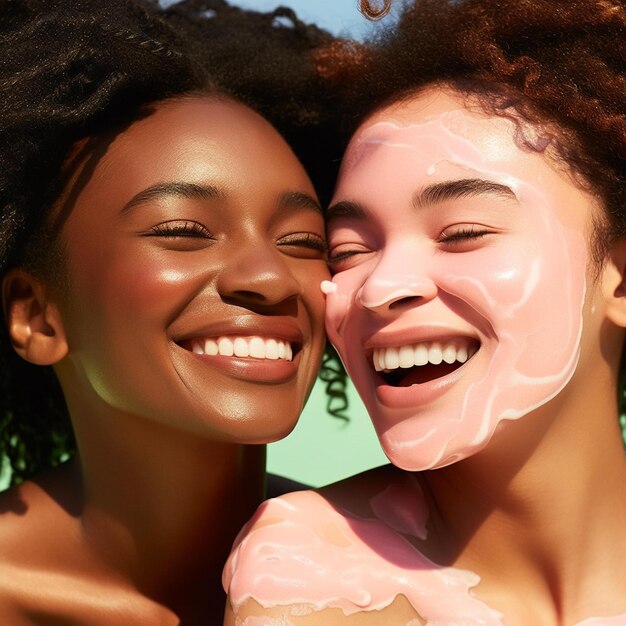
328,243,373,271
276,232,328,258
438,224,494,248
146,220,212,239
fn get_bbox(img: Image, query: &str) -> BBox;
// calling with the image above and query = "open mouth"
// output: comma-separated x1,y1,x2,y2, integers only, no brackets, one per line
181,335,300,362
373,338,479,387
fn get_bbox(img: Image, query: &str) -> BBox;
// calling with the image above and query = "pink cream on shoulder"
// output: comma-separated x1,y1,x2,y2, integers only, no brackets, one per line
223,484,503,623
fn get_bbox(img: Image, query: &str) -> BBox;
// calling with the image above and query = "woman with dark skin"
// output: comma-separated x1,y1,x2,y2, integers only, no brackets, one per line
0,0,343,623
224,0,626,624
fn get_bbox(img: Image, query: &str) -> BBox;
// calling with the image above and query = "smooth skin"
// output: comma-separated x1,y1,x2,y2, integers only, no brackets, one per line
0,96,328,625
224,87,626,625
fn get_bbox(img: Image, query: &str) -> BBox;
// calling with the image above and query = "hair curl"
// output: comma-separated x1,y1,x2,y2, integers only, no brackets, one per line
0,0,346,484
359,0,393,20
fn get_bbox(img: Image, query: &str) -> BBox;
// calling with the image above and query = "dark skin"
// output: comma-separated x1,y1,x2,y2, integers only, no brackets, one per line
0,95,328,624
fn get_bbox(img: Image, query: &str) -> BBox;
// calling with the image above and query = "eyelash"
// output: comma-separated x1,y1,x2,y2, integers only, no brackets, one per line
328,249,361,263
147,221,212,238
439,225,491,244
277,232,328,253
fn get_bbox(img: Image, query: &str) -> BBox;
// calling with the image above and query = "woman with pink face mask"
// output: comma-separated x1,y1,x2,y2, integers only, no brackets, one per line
224,1,626,624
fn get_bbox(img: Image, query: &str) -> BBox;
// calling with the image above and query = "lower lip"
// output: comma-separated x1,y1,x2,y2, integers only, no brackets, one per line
374,359,468,409
188,351,301,384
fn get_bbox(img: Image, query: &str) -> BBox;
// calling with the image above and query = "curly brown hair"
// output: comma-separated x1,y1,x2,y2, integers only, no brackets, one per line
341,0,626,255
0,0,347,484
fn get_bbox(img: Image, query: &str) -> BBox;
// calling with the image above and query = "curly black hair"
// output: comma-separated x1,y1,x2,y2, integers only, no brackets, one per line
326,0,626,420
0,0,347,484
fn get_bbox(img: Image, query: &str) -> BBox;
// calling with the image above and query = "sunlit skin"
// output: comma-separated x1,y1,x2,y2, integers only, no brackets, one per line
0,96,328,624
224,87,626,625
55,96,326,444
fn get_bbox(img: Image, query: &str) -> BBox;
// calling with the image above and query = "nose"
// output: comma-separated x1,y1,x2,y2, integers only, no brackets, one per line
356,253,437,314
216,243,302,310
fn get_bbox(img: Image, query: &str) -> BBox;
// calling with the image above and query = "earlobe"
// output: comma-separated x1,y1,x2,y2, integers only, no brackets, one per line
603,236,626,328
2,269,68,365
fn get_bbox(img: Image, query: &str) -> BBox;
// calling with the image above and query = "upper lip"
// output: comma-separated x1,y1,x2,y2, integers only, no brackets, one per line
363,325,479,351
173,317,305,347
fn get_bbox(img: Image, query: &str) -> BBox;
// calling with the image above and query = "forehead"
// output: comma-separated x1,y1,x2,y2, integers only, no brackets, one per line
93,96,311,192
344,88,540,177
335,87,599,230
53,95,314,229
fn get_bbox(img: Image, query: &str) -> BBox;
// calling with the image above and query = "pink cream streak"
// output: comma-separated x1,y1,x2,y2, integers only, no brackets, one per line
224,474,504,624
324,111,590,472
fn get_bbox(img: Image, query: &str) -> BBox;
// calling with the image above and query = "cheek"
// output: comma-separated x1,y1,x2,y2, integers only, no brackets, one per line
66,243,208,342
439,227,587,378
301,262,330,324
324,266,368,352
111,260,197,319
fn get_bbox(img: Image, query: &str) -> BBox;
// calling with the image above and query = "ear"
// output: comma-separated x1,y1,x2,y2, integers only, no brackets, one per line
2,269,68,365
603,236,626,328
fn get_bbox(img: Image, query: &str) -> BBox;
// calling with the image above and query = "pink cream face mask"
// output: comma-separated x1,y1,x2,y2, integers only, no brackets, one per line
324,95,593,471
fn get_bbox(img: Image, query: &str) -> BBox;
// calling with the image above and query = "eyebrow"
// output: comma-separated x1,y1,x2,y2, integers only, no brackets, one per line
121,183,322,217
120,181,222,214
412,178,518,209
327,178,517,222
326,200,367,222
278,191,323,215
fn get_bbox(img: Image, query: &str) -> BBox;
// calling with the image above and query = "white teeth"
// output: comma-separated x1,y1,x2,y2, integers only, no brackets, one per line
218,337,234,357
442,343,457,364
233,337,249,358
457,345,468,363
249,337,266,359
190,336,294,361
428,342,443,365
266,339,279,360
385,346,399,370
205,339,218,355
399,345,415,369
192,343,204,355
414,344,428,366
373,339,478,372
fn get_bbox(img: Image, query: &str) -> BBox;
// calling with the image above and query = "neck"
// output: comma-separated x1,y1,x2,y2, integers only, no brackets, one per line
65,397,265,615
422,371,626,619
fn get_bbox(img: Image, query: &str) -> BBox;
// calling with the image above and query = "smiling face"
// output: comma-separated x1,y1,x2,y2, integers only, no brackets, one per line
325,87,601,470
52,96,328,443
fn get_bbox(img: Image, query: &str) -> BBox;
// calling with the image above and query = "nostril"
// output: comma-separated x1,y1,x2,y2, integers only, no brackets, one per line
389,295,423,310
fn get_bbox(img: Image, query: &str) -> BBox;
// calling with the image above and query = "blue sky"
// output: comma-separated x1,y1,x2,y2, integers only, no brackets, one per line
229,0,395,39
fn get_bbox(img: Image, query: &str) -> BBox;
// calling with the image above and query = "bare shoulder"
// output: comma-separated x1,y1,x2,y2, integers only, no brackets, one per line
0,462,82,559
0,468,82,620
0,477,171,624
223,466,502,624
223,465,431,622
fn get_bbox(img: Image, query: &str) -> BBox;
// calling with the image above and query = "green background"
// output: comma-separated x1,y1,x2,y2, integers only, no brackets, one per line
267,377,388,487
